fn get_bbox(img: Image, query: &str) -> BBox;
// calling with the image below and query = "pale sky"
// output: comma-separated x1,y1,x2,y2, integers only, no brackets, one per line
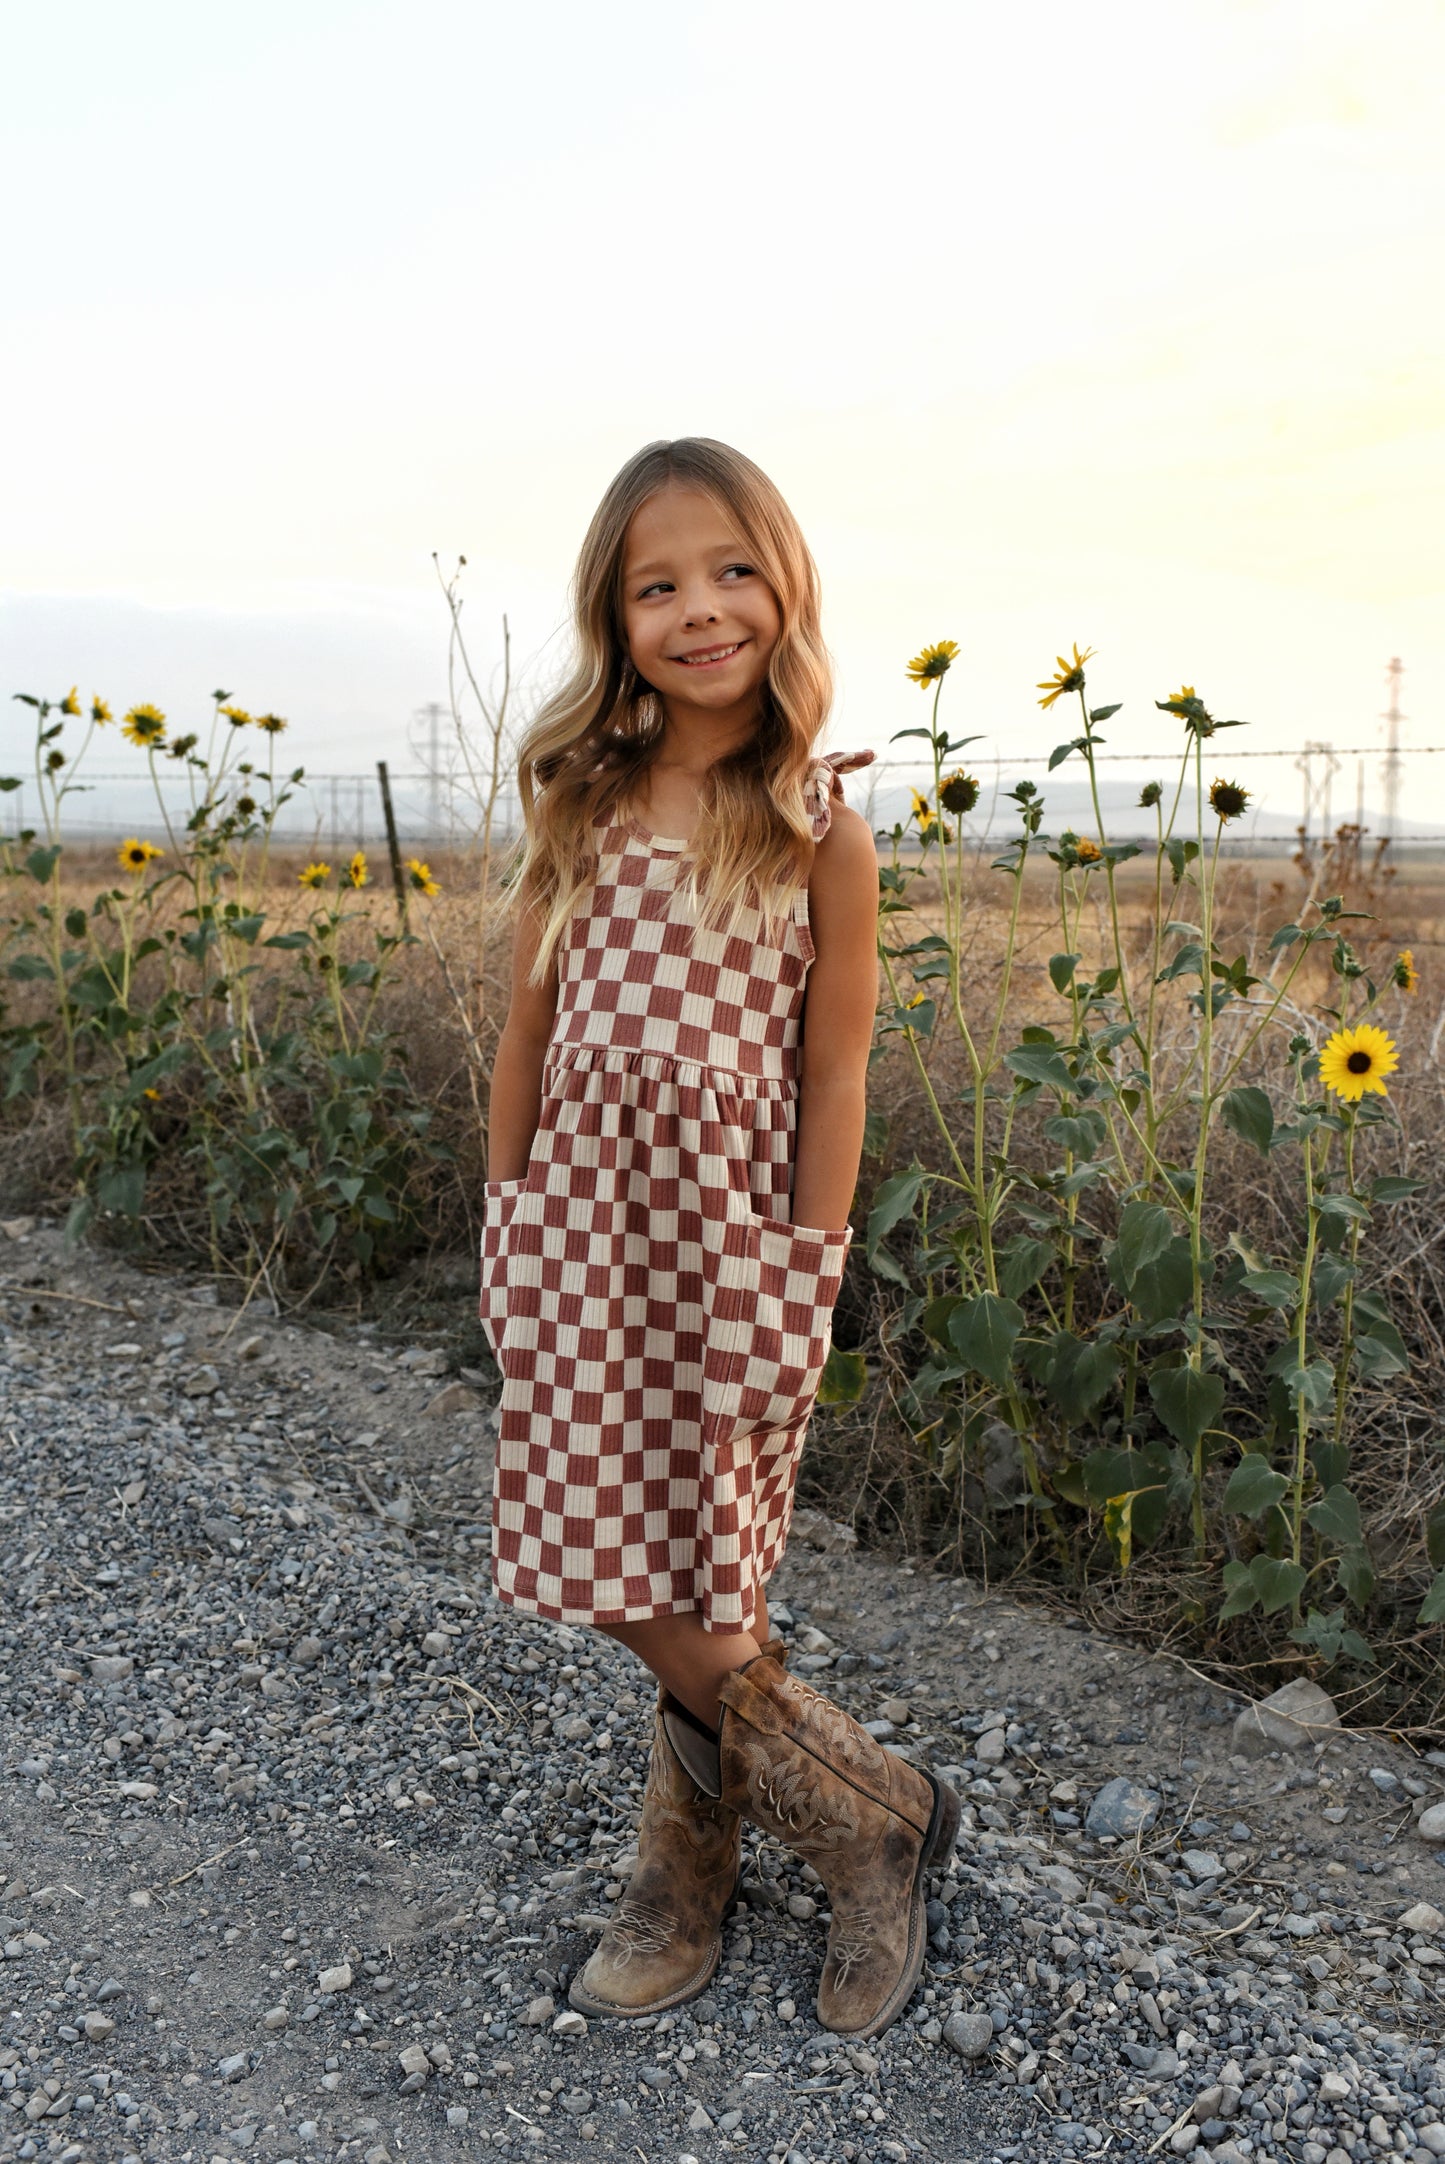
3,0,1443,830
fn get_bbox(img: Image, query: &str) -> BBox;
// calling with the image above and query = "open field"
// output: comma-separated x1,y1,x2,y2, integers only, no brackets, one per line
4,833,1444,1735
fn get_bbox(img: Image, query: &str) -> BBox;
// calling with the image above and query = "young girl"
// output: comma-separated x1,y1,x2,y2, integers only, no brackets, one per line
479,438,960,2041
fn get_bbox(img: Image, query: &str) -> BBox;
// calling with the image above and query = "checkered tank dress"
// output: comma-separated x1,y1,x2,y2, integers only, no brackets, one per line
479,751,868,1635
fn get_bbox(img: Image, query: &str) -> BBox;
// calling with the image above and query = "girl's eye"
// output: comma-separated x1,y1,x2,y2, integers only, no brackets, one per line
635,563,754,600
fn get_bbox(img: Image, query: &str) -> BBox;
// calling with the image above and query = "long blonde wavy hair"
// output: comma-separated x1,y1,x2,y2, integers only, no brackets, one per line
510,437,834,987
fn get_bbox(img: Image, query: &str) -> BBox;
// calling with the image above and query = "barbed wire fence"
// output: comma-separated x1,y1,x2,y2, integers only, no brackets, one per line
17,739,1445,856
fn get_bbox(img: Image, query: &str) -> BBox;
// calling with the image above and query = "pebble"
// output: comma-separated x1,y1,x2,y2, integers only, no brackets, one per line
1181,1848,1224,1879
942,2009,994,2059
316,1962,351,1992
1417,1803,1445,1842
1231,1677,1340,1755
1084,1775,1161,1837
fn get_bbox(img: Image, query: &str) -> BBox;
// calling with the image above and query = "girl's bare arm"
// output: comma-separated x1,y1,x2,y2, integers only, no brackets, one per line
487,879,561,1182
792,804,879,1231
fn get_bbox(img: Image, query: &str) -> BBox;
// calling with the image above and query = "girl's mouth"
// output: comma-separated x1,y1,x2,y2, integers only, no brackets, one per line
672,641,746,669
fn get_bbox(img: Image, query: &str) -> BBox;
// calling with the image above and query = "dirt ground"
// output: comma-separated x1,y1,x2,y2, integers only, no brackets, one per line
1,1220,1443,2164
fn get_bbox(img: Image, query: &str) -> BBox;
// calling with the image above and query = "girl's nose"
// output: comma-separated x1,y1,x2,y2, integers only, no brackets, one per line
682,594,720,626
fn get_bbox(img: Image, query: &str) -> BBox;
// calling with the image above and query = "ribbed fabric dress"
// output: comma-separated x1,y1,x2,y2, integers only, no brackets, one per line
479,751,868,1634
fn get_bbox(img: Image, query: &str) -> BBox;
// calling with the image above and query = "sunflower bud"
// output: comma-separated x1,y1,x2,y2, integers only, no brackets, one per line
939,771,980,815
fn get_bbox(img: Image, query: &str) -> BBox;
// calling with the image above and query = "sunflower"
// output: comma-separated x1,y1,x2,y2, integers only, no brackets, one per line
219,704,252,729
168,732,199,759
1036,643,1096,710
1393,949,1419,996
1138,780,1162,808
1074,837,1103,865
143,1086,162,1101
939,771,980,814
91,695,112,726
298,861,331,889
59,687,81,717
406,857,441,897
910,787,938,833
254,713,289,735
1209,778,1250,821
905,989,928,1009
45,749,65,773
1157,683,1216,735
121,703,167,748
347,851,369,889
118,838,163,873
905,639,959,689
1318,1023,1399,1103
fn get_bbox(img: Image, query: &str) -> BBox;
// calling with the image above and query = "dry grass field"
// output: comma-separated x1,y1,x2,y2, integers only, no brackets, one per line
5,830,1444,1727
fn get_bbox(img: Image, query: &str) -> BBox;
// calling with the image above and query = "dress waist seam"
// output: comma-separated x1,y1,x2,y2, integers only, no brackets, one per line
543,1039,800,1088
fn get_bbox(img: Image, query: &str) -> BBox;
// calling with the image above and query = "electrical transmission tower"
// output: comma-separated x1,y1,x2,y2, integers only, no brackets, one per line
1380,657,1405,843
409,701,447,840
1295,741,1341,848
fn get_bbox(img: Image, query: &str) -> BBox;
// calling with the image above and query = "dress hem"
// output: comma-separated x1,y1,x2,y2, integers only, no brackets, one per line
491,1583,761,1637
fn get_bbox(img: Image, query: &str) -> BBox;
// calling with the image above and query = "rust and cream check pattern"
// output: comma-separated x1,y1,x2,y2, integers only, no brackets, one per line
480,754,864,1634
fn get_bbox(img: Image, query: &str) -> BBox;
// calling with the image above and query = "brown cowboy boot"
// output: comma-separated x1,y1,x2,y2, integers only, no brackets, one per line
716,1652,960,2039
568,1640,789,2018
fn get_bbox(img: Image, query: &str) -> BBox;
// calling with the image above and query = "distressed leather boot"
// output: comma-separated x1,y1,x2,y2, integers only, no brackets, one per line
568,1639,788,2018
716,1652,960,2039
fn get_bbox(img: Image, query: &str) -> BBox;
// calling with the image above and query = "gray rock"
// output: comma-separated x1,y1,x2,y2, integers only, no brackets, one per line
786,1507,857,1553
88,1655,133,1684
423,1382,481,1418
1181,1849,1224,1879
942,2009,993,2059
182,1364,221,1397
975,1728,1007,1766
1400,1900,1444,1934
397,2044,431,2079
1085,1777,1161,1838
1417,1803,1445,1842
1231,1678,1339,1756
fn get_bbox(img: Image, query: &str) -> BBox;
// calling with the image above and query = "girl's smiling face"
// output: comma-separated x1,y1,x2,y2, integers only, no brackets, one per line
621,485,782,722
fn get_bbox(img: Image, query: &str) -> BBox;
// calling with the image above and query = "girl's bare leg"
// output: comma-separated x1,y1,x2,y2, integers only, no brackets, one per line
600,1586,772,1729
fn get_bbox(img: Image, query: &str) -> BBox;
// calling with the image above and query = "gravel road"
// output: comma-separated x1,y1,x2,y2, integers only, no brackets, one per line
2,1215,1444,2164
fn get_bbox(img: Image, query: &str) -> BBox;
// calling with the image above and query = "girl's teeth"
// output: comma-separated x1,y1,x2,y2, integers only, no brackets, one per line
684,645,739,664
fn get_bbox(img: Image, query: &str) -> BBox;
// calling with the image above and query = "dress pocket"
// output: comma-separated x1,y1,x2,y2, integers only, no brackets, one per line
478,1176,528,1363
703,1213,853,1448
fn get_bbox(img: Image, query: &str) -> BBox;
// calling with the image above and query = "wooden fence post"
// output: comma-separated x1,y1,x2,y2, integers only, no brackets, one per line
376,761,408,928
